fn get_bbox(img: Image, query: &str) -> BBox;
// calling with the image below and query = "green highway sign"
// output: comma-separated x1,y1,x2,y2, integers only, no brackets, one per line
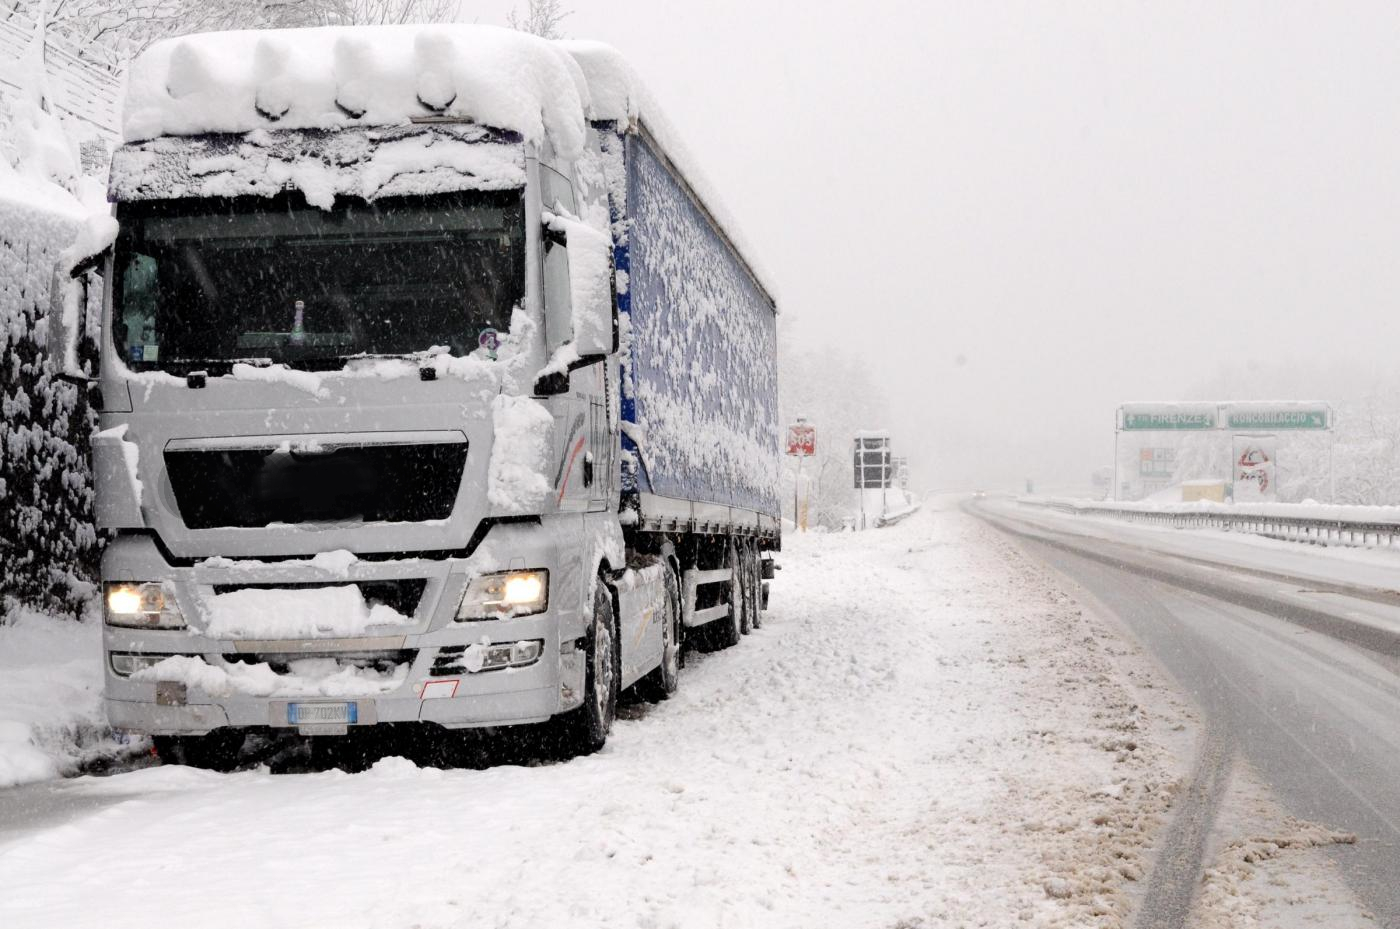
1226,408,1329,431
1121,409,1217,431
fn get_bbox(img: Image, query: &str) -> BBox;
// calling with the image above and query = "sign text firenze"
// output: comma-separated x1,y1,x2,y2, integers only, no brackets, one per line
1120,403,1331,432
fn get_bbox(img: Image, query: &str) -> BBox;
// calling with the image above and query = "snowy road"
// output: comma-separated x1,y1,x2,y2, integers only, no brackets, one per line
976,498,1398,927
0,501,1185,929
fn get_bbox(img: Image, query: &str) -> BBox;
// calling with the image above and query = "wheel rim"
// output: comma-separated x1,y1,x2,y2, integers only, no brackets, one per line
731,543,745,634
593,615,615,721
746,549,760,628
662,581,681,681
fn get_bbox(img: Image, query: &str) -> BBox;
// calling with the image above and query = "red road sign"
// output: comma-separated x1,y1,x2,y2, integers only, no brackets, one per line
787,423,816,456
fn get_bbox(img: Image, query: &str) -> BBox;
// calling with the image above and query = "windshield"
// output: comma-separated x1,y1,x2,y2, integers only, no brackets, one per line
113,190,526,373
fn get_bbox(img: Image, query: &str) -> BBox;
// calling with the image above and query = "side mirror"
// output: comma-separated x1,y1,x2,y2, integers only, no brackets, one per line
539,211,617,388
47,267,91,380
50,214,117,378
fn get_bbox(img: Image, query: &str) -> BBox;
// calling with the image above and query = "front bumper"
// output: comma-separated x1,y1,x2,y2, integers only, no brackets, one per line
101,525,589,736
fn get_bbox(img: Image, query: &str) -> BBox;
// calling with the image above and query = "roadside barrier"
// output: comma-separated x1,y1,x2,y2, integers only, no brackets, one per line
1020,498,1400,550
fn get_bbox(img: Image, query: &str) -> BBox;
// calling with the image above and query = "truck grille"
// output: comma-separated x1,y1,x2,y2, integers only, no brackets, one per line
211,579,428,617
166,440,468,529
222,650,415,675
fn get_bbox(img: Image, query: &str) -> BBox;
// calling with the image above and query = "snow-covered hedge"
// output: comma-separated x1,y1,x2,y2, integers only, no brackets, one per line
0,184,100,620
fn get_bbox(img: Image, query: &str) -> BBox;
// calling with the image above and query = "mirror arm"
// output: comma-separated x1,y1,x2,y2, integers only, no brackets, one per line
68,247,110,279
568,352,607,372
542,226,567,250
533,370,569,396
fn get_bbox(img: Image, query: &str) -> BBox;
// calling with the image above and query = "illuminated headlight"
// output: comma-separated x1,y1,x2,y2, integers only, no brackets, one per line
104,582,186,629
109,652,172,677
456,570,549,620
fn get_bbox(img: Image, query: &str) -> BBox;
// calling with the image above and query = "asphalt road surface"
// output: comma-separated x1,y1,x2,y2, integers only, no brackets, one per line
975,499,1400,927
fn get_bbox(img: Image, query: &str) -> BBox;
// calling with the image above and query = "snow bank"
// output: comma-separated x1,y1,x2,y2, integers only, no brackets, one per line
0,611,123,788
203,586,410,640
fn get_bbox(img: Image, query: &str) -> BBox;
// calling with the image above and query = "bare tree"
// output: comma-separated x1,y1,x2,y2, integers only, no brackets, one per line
12,0,459,68
310,0,459,27
506,0,570,40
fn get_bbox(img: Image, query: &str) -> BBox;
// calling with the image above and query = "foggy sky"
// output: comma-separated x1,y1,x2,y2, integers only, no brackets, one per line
472,1,1400,491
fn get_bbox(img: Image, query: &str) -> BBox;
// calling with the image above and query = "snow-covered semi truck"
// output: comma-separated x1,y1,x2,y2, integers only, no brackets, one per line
62,27,780,765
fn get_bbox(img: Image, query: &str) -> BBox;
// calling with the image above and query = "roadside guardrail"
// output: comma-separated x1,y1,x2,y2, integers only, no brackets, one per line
1020,498,1400,550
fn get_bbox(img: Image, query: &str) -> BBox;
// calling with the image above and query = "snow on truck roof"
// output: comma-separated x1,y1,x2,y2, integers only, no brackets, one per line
122,25,776,301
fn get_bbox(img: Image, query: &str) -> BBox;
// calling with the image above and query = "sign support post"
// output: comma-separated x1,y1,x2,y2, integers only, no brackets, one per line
786,418,816,533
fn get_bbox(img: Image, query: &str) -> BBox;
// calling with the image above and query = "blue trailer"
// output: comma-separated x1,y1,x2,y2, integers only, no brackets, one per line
607,122,781,648
615,130,781,524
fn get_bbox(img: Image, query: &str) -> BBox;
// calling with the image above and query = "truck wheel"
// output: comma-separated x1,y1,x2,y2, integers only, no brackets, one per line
709,541,743,649
638,562,682,701
559,580,619,756
733,539,754,637
745,544,763,631
152,730,244,772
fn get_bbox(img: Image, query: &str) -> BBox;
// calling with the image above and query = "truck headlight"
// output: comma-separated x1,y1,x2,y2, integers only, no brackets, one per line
456,570,549,620
104,582,186,629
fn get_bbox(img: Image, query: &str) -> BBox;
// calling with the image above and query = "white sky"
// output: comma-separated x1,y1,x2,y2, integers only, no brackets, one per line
468,1,1400,491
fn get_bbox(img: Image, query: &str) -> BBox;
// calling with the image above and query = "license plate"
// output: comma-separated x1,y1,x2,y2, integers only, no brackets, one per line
288,702,357,725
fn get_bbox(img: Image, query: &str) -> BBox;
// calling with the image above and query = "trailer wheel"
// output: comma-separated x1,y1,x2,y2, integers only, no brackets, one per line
736,540,754,637
638,562,682,701
744,543,763,631
710,540,743,649
559,580,619,756
152,730,244,772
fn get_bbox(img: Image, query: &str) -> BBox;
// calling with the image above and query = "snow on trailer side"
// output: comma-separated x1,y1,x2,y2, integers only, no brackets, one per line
612,128,780,527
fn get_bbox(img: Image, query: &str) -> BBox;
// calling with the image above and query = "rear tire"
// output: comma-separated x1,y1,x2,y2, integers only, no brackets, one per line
558,580,619,756
735,539,754,637
711,542,743,649
638,562,682,701
744,542,763,631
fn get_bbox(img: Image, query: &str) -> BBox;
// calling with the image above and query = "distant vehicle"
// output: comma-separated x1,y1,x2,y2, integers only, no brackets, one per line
973,490,987,499
61,27,780,767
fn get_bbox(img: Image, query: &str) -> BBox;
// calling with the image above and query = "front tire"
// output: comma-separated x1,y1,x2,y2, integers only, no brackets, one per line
559,579,619,756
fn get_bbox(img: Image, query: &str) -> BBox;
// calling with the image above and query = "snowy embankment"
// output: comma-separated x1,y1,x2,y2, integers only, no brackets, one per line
0,610,128,787
1007,494,1400,593
0,501,1186,929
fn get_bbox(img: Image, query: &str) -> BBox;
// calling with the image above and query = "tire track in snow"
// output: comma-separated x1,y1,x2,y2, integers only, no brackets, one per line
1132,727,1234,929
971,501,1241,928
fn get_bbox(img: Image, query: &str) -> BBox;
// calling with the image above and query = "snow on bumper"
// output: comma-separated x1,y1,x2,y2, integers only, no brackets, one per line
101,524,588,735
